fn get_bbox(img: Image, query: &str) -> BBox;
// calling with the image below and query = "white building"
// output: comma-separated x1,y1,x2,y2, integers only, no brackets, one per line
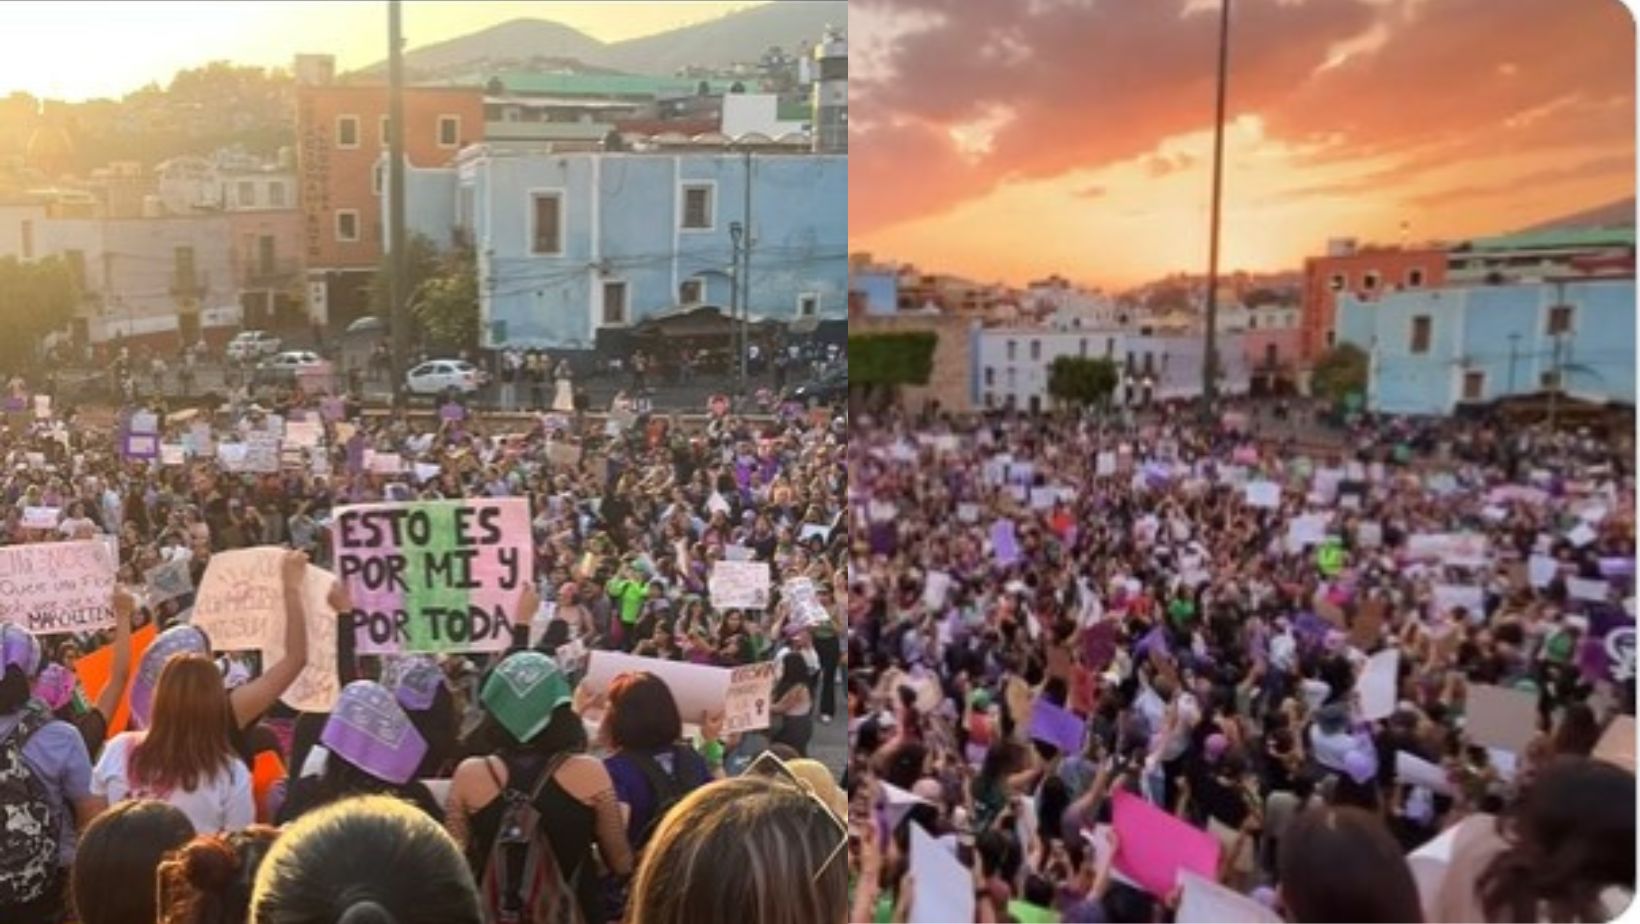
974,326,1250,413
721,93,809,140
1215,302,1300,334
812,26,846,154
155,151,295,214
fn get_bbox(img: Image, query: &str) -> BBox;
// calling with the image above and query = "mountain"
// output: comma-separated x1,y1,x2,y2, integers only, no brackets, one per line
353,2,844,79
1517,196,1636,233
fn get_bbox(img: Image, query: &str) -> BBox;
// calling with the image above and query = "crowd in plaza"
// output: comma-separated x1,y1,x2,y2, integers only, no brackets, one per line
0,375,848,924
846,398,1636,923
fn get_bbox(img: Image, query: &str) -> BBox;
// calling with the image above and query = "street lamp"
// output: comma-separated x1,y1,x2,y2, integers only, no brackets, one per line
729,221,746,394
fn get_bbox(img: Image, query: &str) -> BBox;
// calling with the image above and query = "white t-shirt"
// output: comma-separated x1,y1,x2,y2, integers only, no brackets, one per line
91,731,254,834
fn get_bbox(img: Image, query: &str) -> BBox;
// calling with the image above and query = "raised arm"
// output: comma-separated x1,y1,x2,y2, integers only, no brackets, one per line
94,587,135,722
230,550,310,728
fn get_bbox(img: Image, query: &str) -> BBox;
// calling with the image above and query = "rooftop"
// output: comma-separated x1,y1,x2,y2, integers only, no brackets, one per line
445,72,740,99
1461,227,1636,253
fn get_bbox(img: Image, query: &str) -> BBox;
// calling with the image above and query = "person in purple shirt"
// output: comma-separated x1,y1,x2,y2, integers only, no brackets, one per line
598,672,717,855
0,624,104,924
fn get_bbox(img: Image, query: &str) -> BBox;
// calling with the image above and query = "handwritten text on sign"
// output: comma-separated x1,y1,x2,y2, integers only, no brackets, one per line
0,540,117,634
334,499,532,654
710,560,771,610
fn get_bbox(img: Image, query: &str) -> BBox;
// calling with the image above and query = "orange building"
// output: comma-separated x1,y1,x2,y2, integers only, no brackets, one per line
295,78,483,328
1300,241,1448,362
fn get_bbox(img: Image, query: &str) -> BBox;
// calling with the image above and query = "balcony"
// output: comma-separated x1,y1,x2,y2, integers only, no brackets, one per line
170,271,210,299
243,258,301,287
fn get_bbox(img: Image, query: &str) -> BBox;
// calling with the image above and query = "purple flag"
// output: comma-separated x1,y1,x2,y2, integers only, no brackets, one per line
1027,696,1085,755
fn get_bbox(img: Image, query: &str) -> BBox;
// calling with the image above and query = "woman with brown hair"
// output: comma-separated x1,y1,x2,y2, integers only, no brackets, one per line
155,825,280,924
91,653,254,834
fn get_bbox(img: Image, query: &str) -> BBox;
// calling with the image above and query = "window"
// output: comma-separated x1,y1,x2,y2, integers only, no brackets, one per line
20,220,31,260
437,115,460,148
1030,340,1041,361
1362,271,1380,292
1006,368,1017,388
681,184,713,230
1548,304,1574,336
334,209,359,242
237,181,255,207
798,293,819,317
379,115,390,146
679,279,704,304
174,245,195,282
1463,370,1485,401
1079,339,1088,358
601,280,628,325
1143,352,1155,375
1328,273,1345,292
1264,342,1279,368
985,367,996,386
1006,340,1016,361
1406,268,1425,288
1409,315,1432,354
336,115,359,149
258,235,276,275
372,162,384,196
530,192,563,255
1106,338,1115,357
268,181,286,207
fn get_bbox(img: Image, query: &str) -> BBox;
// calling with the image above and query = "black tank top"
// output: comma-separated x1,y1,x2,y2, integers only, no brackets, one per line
467,752,601,922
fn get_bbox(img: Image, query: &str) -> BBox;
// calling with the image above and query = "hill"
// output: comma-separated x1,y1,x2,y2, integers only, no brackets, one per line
353,2,844,79
1517,196,1635,233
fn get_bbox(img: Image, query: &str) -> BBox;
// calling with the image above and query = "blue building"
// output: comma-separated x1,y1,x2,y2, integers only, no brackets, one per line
392,147,846,350
1337,276,1636,416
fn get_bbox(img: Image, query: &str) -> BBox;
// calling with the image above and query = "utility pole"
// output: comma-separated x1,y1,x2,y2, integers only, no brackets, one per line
1200,0,1232,421
1507,332,1520,395
387,0,408,410
1547,330,1564,432
729,221,742,395
739,148,753,395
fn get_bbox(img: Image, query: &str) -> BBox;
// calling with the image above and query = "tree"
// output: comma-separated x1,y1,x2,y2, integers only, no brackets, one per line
368,232,443,322
847,331,936,412
412,246,479,353
1047,356,1119,411
1311,342,1369,404
0,255,78,373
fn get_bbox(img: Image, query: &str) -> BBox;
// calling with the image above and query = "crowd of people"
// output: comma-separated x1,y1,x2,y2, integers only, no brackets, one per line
0,372,848,924
846,398,1636,923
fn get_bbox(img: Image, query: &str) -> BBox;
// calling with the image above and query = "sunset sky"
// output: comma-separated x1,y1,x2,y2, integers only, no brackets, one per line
0,1,765,101
851,0,1637,289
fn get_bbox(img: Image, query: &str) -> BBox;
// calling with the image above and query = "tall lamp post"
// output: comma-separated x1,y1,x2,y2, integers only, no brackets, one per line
729,221,745,395
1200,0,1232,422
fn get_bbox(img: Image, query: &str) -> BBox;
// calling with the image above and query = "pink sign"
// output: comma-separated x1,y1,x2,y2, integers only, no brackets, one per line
1111,790,1221,897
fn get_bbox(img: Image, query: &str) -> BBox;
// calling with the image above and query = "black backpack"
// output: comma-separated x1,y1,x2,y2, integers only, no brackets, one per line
0,703,58,908
478,753,583,924
627,745,705,849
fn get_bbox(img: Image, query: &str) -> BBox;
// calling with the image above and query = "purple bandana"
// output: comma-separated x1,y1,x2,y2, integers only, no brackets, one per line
320,681,428,785
32,663,76,711
0,624,41,678
384,655,443,712
131,625,209,729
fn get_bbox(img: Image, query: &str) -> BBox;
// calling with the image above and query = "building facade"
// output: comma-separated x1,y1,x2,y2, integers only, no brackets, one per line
294,67,484,329
1300,241,1448,363
812,27,846,154
973,326,1249,412
394,147,845,350
1336,276,1636,416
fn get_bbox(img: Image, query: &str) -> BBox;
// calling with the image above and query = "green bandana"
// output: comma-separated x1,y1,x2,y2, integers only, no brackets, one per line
481,651,573,744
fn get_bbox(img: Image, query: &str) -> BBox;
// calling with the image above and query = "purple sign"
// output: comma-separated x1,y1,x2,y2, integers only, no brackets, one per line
992,519,1021,567
1576,606,1636,684
439,402,466,423
122,433,159,460
321,681,429,784
1027,696,1085,755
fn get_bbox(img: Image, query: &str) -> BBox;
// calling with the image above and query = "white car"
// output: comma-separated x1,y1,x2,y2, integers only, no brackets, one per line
406,359,486,395
227,330,281,362
254,351,325,386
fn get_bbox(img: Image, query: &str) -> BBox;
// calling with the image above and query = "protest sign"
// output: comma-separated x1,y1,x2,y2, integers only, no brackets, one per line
0,540,117,634
992,519,1021,567
1406,532,1490,567
1568,522,1597,548
1111,790,1220,897
144,558,193,607
724,544,754,562
32,394,49,420
709,560,771,610
922,570,952,612
413,463,442,485
798,523,831,544
191,548,343,709
1358,648,1399,721
1177,870,1281,924
1286,513,1330,552
21,507,58,531
122,433,159,460
908,822,973,924
1465,685,1538,752
1529,554,1559,589
160,444,186,466
581,651,774,732
547,442,582,468
1244,480,1281,509
1569,577,1611,603
242,431,280,473
1026,696,1085,755
334,499,532,654
1357,520,1383,549
285,419,323,450
1096,452,1117,477
783,576,830,629
368,451,404,476
1431,584,1485,619
1395,750,1456,796
723,661,777,735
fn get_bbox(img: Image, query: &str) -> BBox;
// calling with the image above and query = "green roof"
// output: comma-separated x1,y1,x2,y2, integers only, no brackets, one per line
1467,227,1636,252
459,72,739,99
